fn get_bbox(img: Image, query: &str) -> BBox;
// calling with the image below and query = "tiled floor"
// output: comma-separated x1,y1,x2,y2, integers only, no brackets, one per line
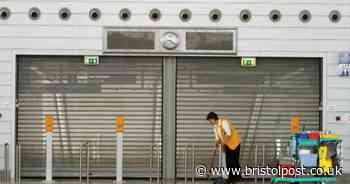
20,180,255,184
18,175,350,184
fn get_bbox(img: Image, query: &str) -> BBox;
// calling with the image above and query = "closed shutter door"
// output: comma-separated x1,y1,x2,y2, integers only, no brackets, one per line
17,56,163,178
176,57,320,177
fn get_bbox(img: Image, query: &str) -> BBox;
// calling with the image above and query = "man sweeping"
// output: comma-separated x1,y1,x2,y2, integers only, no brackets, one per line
207,112,241,184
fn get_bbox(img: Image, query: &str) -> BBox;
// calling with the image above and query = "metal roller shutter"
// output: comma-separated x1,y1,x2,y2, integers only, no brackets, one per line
176,57,321,177
17,56,163,178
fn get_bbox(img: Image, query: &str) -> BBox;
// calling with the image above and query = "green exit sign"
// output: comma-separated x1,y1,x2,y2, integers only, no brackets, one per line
84,56,99,65
241,57,256,67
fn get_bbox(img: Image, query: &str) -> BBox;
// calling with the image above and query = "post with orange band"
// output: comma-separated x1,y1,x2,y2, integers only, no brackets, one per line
291,116,300,134
115,116,124,184
44,114,54,184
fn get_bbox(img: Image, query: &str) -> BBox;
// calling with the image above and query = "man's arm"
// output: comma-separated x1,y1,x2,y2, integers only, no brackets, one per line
221,132,230,143
221,119,232,143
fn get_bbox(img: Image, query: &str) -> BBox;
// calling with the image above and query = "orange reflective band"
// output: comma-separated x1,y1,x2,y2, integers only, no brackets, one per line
116,116,124,126
115,116,125,133
45,115,55,133
290,116,300,134
45,115,54,125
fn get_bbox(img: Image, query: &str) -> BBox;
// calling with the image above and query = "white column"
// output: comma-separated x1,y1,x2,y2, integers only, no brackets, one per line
162,57,176,182
46,132,53,182
116,132,123,184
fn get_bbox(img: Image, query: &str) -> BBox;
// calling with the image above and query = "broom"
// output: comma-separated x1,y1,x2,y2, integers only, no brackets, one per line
208,145,226,184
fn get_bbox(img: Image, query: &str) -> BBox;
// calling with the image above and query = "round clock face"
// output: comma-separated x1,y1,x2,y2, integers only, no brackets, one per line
161,32,180,50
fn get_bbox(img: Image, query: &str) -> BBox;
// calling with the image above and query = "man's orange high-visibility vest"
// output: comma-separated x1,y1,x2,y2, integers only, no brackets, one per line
216,118,240,150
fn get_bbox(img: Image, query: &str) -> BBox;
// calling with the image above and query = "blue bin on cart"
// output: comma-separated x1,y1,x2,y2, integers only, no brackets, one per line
299,154,318,167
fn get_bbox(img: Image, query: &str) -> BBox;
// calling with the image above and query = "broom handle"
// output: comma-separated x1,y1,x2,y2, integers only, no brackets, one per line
207,146,217,178
218,145,222,168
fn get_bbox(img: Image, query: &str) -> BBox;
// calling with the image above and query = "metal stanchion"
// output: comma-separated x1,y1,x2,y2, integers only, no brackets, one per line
149,144,153,184
1,144,3,184
16,143,22,184
4,143,9,184
79,143,83,184
79,141,91,184
262,144,265,184
184,144,188,184
254,144,258,184
8,151,10,183
19,143,22,184
86,142,90,184
191,144,195,184
156,143,161,184
254,144,266,184
0,169,2,184
79,141,92,184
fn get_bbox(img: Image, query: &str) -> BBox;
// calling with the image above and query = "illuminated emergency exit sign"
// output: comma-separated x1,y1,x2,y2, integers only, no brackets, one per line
84,56,99,65
241,57,256,67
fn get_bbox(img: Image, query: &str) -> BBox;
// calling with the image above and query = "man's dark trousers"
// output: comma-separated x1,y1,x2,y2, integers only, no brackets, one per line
224,144,241,183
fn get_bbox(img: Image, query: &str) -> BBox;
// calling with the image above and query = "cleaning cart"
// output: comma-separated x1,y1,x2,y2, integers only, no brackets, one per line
271,131,343,184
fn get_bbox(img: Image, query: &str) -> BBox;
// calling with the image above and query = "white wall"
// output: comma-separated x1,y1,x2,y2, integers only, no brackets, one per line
0,0,349,176
325,53,350,174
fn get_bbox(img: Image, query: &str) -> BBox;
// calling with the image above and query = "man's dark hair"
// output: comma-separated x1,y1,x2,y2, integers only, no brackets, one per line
206,112,218,121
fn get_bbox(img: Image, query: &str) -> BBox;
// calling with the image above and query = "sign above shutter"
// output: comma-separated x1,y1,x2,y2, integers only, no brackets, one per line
84,55,99,65
241,57,257,67
103,27,237,55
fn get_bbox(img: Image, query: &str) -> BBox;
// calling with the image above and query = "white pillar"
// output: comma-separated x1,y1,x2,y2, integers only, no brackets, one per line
116,132,123,184
162,57,176,182
45,132,53,183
